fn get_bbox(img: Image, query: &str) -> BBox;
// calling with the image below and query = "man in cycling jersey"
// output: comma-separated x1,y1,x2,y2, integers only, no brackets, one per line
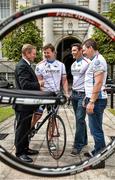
70,43,91,156
82,38,107,157
31,43,69,136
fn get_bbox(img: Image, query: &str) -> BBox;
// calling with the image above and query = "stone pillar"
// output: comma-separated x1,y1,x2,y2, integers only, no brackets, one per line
89,0,98,12
75,0,78,5
43,0,54,46
10,0,16,15
87,0,98,38
0,43,2,60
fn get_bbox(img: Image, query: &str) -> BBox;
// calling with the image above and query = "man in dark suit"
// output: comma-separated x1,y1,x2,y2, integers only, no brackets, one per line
14,44,40,162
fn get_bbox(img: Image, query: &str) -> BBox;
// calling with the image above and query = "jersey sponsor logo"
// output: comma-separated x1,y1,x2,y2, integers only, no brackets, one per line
71,62,82,75
36,67,39,72
45,69,60,73
94,60,100,66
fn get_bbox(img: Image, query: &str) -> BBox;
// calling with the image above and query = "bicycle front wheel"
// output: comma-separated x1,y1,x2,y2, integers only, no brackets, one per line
46,115,66,160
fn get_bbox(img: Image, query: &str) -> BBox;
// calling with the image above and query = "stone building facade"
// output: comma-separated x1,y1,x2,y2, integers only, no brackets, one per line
0,0,114,83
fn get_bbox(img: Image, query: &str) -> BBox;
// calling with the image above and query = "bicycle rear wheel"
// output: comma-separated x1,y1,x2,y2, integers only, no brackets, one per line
46,114,66,160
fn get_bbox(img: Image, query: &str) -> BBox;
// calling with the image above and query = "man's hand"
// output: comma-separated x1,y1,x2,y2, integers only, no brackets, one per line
39,80,45,91
86,102,94,114
39,80,44,87
65,93,70,99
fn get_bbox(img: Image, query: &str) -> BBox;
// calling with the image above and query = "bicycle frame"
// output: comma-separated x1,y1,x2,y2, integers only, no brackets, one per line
32,105,59,133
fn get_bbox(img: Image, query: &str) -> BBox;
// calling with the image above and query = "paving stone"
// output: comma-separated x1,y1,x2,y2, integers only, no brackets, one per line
0,108,115,180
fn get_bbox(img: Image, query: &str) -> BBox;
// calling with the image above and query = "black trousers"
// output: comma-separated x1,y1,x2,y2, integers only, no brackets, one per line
15,111,33,156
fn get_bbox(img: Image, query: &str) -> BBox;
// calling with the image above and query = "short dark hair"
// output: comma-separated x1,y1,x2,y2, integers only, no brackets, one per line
43,43,55,52
71,43,82,50
83,38,97,50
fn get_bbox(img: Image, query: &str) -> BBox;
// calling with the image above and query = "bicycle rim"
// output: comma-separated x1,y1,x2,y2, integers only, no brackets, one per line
0,3,115,177
46,114,66,160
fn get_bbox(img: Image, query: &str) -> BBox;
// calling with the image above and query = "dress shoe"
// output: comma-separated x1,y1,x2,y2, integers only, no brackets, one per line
17,154,33,163
84,151,94,158
70,148,81,156
84,149,96,158
49,141,57,151
25,148,39,155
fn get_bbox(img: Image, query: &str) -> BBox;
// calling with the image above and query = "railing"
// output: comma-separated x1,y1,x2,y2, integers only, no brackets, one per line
106,85,115,109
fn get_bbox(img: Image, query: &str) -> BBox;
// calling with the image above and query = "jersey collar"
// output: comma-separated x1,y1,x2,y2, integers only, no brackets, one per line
47,59,55,64
90,51,99,61
76,57,83,63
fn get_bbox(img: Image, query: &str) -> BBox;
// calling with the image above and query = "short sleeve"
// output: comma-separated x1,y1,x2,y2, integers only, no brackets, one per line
93,60,105,73
35,64,42,76
62,63,66,75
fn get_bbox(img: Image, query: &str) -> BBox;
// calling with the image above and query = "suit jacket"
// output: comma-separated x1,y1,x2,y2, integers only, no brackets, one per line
14,58,40,111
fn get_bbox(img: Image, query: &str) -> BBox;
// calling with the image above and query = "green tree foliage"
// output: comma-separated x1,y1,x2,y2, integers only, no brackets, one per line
92,3,115,64
2,21,43,62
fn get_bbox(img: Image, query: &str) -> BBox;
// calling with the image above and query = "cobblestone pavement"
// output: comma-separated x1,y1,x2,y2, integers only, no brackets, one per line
0,107,115,180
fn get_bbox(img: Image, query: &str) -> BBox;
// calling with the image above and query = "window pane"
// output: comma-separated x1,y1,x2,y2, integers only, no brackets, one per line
63,0,76,4
102,0,110,12
0,0,10,19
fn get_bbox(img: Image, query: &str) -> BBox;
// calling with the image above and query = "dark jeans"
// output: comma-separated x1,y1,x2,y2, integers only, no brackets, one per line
85,98,107,154
72,90,87,151
15,111,32,156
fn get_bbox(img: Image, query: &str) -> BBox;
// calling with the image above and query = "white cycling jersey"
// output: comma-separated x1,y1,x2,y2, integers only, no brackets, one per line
71,57,91,92
35,59,66,92
85,53,107,99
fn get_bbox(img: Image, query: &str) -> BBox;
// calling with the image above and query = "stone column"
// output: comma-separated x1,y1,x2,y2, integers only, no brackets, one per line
10,0,16,15
75,0,78,5
89,0,98,12
0,43,2,60
87,0,98,38
43,0,54,46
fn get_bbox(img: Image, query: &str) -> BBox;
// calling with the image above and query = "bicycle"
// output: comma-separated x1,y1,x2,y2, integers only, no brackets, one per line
29,104,66,160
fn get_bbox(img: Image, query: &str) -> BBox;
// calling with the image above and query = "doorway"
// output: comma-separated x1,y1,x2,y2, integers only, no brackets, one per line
56,37,81,83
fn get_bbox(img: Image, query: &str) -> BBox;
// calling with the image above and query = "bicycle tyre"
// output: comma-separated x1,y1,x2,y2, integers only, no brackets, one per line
0,3,115,177
0,3,114,40
46,114,66,160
